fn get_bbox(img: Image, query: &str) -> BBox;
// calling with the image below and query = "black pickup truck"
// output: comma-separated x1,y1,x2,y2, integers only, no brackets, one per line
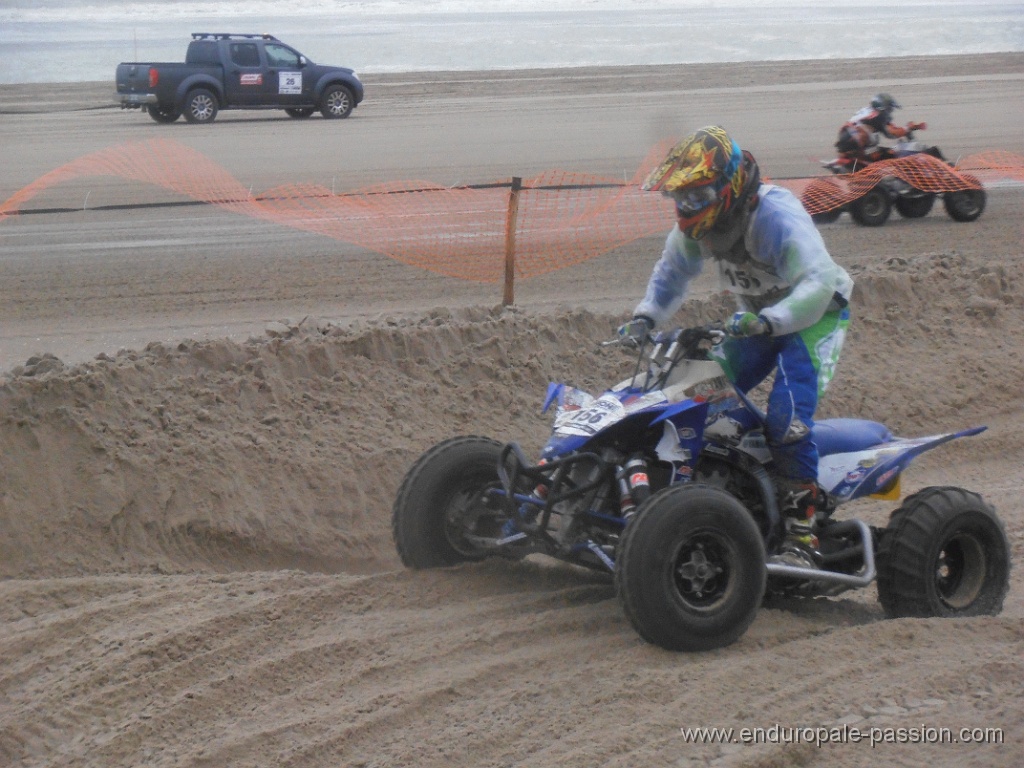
116,33,364,124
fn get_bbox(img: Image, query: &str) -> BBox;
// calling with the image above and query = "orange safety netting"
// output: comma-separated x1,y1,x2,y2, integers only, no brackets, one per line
797,150,1024,215
0,138,676,282
2,139,1022,282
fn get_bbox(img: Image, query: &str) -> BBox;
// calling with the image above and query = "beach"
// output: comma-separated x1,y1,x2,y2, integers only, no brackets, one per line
1,53,1023,767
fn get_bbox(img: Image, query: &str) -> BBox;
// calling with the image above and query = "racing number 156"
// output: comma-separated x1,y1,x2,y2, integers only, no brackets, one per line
722,268,762,290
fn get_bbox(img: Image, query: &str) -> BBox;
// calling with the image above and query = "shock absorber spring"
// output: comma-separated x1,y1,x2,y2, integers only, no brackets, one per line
533,458,550,499
624,455,651,509
617,470,636,519
617,455,652,520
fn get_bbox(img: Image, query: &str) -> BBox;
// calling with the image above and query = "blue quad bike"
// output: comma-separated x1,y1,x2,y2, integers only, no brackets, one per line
392,325,1010,651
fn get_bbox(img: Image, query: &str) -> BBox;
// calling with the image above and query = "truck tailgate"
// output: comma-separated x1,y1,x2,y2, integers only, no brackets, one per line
117,66,159,107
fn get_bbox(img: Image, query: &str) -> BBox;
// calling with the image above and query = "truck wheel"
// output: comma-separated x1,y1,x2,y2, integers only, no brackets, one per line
876,486,1010,618
147,104,181,124
320,85,354,119
615,484,766,652
849,187,891,226
285,108,315,119
183,88,218,124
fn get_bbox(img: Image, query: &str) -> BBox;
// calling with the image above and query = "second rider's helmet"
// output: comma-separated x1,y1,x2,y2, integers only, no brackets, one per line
870,92,902,112
642,126,758,240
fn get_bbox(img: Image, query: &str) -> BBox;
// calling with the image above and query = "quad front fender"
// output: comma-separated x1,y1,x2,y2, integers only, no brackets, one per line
650,397,708,426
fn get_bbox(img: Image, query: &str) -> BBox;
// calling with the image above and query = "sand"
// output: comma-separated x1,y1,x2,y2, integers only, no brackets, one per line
1,54,1023,767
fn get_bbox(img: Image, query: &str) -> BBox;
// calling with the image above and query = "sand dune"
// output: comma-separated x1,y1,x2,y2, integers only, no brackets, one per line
2,250,1023,766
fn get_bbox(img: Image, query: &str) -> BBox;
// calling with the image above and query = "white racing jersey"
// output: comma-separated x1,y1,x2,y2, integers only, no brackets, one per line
634,184,853,336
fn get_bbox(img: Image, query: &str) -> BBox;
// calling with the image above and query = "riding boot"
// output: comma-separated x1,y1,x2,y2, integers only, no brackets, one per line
770,478,822,568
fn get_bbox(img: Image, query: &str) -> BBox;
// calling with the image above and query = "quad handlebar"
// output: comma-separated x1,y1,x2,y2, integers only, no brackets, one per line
605,323,769,425
603,324,729,394
604,323,727,352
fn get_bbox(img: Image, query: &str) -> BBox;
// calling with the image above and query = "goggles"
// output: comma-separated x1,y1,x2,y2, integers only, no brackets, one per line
672,184,720,216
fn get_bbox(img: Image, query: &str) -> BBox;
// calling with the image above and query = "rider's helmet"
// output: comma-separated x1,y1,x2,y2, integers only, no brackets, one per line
870,92,901,113
642,126,760,240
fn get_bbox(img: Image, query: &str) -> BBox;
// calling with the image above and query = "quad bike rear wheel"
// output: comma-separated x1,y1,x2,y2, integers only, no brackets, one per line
392,436,508,568
811,208,843,224
616,484,766,652
876,486,1010,618
849,187,892,226
801,178,844,224
895,193,936,218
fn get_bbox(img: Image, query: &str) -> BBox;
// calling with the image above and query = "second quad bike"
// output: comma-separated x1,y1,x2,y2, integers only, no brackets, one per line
804,130,986,226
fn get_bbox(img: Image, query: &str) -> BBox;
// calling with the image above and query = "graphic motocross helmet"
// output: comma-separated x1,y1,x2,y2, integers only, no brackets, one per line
641,126,752,240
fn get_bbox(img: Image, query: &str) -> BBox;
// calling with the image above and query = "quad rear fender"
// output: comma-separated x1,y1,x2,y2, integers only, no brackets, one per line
820,426,986,503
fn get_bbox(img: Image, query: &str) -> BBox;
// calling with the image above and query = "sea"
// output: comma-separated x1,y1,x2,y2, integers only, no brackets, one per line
0,0,1022,85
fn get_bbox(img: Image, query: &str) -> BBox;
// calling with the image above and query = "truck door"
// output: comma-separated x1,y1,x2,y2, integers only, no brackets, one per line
224,42,264,105
262,43,309,107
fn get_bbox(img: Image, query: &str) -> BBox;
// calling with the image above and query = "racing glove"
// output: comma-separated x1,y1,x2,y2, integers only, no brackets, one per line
908,121,926,131
728,311,771,337
617,315,653,346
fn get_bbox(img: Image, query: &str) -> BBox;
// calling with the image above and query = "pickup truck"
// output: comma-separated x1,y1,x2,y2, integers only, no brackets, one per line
116,33,364,124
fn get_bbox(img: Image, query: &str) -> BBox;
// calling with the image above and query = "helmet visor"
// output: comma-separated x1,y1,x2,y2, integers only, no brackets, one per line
673,184,720,216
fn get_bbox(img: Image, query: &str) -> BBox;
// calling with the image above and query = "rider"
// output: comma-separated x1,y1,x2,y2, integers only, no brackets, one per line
835,93,927,162
618,126,853,567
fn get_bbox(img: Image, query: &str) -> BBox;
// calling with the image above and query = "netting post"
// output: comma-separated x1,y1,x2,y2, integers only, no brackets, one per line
503,176,522,306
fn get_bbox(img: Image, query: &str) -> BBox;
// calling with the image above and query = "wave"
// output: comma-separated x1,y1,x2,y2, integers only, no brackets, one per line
2,2,1021,83
4,1,1006,24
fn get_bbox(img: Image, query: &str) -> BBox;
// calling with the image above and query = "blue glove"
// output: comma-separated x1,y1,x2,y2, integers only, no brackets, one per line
728,311,770,337
617,316,653,346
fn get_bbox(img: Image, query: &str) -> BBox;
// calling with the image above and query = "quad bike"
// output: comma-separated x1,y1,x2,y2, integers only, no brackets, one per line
805,129,986,226
392,325,1010,651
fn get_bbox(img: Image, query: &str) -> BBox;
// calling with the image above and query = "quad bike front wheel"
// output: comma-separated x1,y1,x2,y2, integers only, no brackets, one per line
616,484,766,652
943,186,986,222
876,486,1010,618
392,436,508,568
